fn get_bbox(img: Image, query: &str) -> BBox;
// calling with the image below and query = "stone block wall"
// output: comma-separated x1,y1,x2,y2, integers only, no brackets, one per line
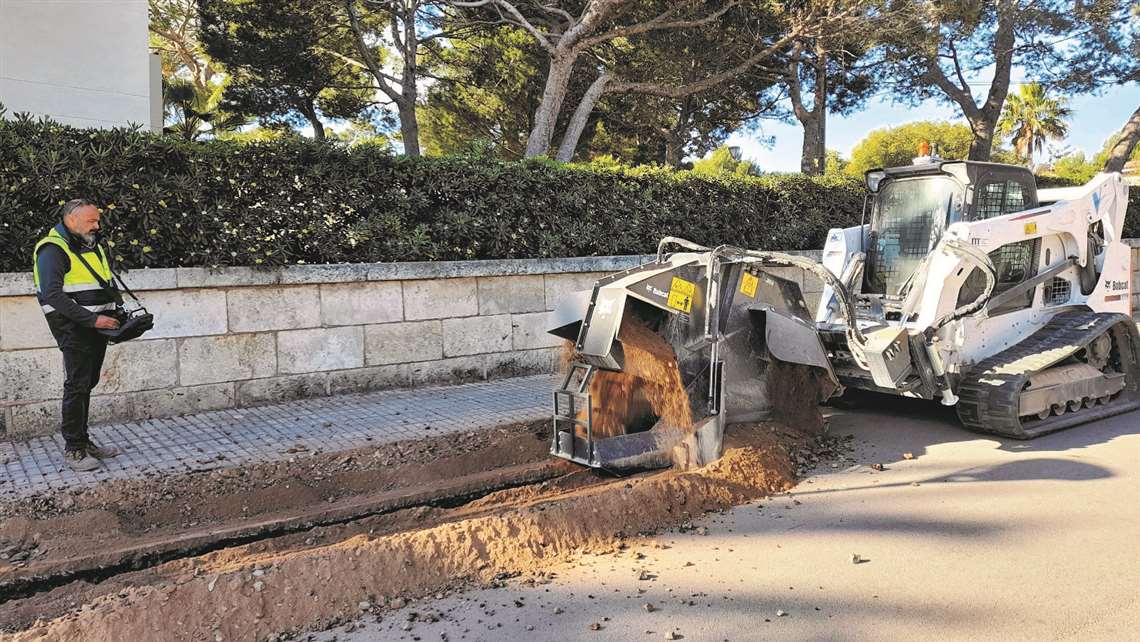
0,257,646,439
0,243,1128,441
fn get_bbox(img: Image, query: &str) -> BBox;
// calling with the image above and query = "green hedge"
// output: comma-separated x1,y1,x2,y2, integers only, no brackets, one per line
0,112,864,273
2,111,1135,275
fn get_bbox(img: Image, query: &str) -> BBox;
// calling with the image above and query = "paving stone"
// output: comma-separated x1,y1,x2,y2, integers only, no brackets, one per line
0,374,552,499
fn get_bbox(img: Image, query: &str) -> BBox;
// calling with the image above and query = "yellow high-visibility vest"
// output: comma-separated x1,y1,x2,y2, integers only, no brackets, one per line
33,226,116,315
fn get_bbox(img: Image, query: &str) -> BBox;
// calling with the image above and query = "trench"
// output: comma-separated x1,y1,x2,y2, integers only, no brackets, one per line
0,461,580,605
0,421,809,642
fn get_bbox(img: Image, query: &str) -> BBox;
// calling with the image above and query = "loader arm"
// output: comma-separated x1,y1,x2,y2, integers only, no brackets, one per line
919,171,1132,330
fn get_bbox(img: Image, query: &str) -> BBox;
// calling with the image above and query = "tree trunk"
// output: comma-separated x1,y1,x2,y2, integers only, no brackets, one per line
967,116,995,162
1104,104,1140,173
967,5,1014,162
398,1,421,157
787,42,827,175
398,100,420,157
555,72,611,162
526,50,577,158
662,96,695,168
802,44,829,175
302,103,326,140
800,119,825,174
664,134,684,168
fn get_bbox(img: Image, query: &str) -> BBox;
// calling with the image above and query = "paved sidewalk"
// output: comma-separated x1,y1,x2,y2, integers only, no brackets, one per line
0,375,553,500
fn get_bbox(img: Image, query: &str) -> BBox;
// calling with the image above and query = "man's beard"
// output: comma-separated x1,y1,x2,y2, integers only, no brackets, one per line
78,232,97,246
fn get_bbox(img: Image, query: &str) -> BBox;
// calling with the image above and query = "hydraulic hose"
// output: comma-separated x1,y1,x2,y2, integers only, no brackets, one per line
931,238,997,331
657,237,711,260
709,245,867,347
656,237,869,369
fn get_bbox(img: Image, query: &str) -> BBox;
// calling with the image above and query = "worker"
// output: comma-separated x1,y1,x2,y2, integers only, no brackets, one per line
33,199,123,472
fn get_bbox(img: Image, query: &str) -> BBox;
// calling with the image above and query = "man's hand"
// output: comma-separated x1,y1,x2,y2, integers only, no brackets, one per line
94,315,121,330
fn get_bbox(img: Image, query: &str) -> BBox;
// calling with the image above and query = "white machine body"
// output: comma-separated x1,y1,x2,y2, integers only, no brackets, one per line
814,167,1132,403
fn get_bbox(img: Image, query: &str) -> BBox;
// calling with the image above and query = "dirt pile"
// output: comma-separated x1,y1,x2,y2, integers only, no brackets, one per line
766,359,829,434
2,423,806,642
567,318,694,439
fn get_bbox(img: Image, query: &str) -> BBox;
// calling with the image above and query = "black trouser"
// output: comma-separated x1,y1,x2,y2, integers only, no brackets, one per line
60,340,108,452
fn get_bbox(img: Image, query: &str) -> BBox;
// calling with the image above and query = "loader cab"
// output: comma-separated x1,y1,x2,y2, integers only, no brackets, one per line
862,161,1039,305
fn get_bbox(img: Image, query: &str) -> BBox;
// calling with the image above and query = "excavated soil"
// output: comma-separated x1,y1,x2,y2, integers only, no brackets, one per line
0,421,814,642
563,317,693,440
585,320,694,439
767,359,830,433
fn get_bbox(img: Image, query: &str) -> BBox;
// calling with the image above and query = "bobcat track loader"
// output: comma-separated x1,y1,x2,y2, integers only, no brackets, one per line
547,159,1140,470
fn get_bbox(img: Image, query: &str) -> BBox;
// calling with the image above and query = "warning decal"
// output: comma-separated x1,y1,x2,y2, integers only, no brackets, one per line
667,276,695,313
1024,222,1037,235
740,272,758,298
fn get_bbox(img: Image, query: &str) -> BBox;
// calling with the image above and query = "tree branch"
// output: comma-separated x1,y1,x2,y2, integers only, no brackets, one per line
579,0,739,50
981,0,1016,119
451,0,556,51
345,0,403,103
946,38,971,95
555,71,612,161
786,41,810,123
921,64,979,118
607,27,802,99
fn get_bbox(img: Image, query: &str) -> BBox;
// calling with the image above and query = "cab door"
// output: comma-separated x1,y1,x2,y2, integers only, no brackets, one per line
957,172,1040,312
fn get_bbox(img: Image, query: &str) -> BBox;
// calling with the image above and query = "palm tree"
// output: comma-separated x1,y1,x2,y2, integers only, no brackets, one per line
997,83,1073,165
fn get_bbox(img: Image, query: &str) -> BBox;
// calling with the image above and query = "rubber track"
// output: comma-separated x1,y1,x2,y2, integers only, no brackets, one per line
956,310,1140,439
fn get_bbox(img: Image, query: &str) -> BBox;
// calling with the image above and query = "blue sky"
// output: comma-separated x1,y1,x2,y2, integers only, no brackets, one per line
726,82,1140,173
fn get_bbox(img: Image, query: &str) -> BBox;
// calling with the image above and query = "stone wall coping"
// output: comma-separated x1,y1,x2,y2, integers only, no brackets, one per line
0,249,832,298
0,255,652,297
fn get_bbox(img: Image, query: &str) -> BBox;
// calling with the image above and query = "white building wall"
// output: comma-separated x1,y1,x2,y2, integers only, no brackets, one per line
0,0,158,130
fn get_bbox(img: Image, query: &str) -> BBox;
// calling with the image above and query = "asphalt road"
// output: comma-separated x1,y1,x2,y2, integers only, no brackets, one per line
314,397,1140,642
